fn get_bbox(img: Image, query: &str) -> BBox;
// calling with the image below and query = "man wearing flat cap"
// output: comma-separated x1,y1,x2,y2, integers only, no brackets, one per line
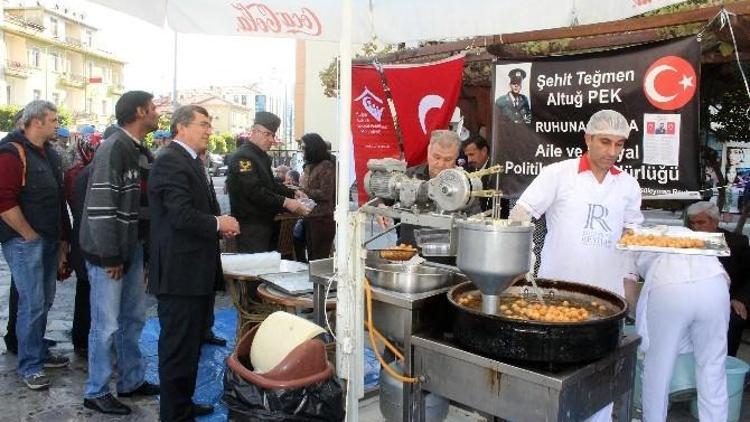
227,111,310,252
495,68,531,124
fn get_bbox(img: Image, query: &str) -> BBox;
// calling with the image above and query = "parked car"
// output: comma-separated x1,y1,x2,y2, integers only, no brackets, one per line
208,153,225,176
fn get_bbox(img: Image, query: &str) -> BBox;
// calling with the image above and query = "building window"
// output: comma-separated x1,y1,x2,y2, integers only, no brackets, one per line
33,89,41,101
27,48,41,68
50,17,59,37
104,67,112,83
50,52,61,72
52,93,60,105
234,95,239,104
87,61,93,77
241,95,247,106
85,30,93,47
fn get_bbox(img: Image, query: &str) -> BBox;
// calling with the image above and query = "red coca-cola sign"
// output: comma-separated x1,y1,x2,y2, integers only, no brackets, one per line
233,3,322,36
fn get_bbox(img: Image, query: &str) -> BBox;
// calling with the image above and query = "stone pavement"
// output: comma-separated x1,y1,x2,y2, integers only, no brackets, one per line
2,248,750,421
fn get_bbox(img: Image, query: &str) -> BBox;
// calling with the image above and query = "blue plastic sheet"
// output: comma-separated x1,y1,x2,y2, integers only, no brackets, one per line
139,308,381,420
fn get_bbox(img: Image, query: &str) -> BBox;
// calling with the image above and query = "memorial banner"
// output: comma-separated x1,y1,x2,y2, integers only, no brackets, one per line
493,37,700,197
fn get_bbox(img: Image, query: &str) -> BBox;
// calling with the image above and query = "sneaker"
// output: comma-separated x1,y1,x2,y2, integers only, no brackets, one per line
43,353,70,368
23,372,50,390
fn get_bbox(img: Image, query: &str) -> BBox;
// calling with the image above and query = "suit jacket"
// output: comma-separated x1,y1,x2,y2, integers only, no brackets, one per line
720,228,750,306
147,142,223,296
495,92,531,124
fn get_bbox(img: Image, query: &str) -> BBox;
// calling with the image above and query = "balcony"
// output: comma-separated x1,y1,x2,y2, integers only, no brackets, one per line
3,13,45,32
63,36,84,48
5,60,34,78
59,73,85,88
109,84,125,95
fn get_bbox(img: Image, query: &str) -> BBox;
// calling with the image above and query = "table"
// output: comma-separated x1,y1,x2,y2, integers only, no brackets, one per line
223,258,309,338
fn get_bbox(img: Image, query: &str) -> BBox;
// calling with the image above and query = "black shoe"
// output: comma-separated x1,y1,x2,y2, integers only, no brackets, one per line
83,394,132,415
4,337,17,355
202,334,227,347
118,381,160,397
191,403,214,416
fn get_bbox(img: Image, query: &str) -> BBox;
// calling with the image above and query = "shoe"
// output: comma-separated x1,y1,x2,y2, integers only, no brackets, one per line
118,381,160,397
83,394,131,415
43,353,70,368
202,334,227,347
23,372,50,390
4,337,17,355
191,403,214,416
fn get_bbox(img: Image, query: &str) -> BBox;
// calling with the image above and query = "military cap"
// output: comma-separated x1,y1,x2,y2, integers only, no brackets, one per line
508,68,527,84
254,111,281,134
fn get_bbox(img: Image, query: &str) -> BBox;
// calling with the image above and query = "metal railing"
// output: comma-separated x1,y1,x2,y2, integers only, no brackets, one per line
5,59,33,76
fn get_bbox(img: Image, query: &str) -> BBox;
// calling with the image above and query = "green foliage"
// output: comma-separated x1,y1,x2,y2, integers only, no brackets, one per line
0,104,23,132
209,134,227,154
319,40,395,98
222,132,236,154
701,62,750,144
57,106,72,128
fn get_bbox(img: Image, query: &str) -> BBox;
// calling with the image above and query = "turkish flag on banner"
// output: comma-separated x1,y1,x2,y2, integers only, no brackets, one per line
384,55,464,165
350,55,464,204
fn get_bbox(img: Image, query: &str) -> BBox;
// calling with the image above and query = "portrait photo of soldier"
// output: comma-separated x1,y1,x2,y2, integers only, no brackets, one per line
495,67,532,125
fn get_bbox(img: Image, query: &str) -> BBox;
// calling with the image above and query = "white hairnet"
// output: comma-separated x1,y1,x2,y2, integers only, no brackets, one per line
686,201,720,220
585,110,630,139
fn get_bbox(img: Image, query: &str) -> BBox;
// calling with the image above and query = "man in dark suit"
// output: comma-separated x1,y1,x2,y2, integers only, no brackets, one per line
148,105,240,421
687,201,750,357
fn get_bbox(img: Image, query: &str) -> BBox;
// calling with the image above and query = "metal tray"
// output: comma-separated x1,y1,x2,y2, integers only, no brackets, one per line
259,271,315,295
616,229,730,257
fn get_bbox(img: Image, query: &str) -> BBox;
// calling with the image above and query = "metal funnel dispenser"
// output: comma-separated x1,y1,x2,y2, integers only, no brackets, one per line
456,219,533,314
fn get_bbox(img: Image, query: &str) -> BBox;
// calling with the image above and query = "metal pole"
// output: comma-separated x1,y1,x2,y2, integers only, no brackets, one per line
172,30,178,110
335,0,363,420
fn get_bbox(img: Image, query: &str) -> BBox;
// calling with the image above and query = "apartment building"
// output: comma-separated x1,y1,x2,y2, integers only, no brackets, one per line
154,93,253,135
1,1,125,127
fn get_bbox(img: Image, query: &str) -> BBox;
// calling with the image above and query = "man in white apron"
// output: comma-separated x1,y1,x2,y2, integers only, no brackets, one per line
510,109,643,422
623,227,729,422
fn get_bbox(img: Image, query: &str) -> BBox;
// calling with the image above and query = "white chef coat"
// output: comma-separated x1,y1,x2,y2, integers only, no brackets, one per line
516,154,643,295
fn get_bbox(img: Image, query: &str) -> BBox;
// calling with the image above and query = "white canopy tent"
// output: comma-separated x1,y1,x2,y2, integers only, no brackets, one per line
88,0,688,419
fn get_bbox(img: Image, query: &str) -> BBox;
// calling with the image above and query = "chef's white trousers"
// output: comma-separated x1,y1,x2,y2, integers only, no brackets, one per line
642,275,729,422
583,402,613,422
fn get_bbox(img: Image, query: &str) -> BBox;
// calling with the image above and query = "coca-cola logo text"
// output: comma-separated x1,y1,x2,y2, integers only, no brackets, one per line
233,3,322,36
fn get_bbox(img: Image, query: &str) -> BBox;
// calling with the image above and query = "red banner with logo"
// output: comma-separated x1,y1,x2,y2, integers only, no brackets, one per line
351,55,464,204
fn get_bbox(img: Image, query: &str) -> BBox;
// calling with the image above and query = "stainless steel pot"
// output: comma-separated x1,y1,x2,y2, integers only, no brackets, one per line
365,263,454,293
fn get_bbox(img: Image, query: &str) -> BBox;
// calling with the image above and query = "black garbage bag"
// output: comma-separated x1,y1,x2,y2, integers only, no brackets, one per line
222,364,345,421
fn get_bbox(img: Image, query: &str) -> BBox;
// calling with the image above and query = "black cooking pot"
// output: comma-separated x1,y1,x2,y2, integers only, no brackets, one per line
449,279,628,364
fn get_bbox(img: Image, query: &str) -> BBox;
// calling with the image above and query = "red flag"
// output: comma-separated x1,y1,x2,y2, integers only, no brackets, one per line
350,55,464,204
384,56,464,166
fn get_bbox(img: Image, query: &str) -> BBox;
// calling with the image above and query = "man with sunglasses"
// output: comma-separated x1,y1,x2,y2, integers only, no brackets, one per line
227,111,310,252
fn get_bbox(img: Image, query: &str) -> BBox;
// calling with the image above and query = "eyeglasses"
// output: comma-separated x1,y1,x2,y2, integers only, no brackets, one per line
191,121,212,129
252,128,274,137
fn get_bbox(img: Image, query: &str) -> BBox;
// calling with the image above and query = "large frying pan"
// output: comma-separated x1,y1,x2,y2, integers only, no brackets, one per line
448,279,628,364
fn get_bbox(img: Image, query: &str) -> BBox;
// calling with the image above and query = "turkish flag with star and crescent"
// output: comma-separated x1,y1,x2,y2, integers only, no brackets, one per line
384,56,465,165
350,55,464,204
